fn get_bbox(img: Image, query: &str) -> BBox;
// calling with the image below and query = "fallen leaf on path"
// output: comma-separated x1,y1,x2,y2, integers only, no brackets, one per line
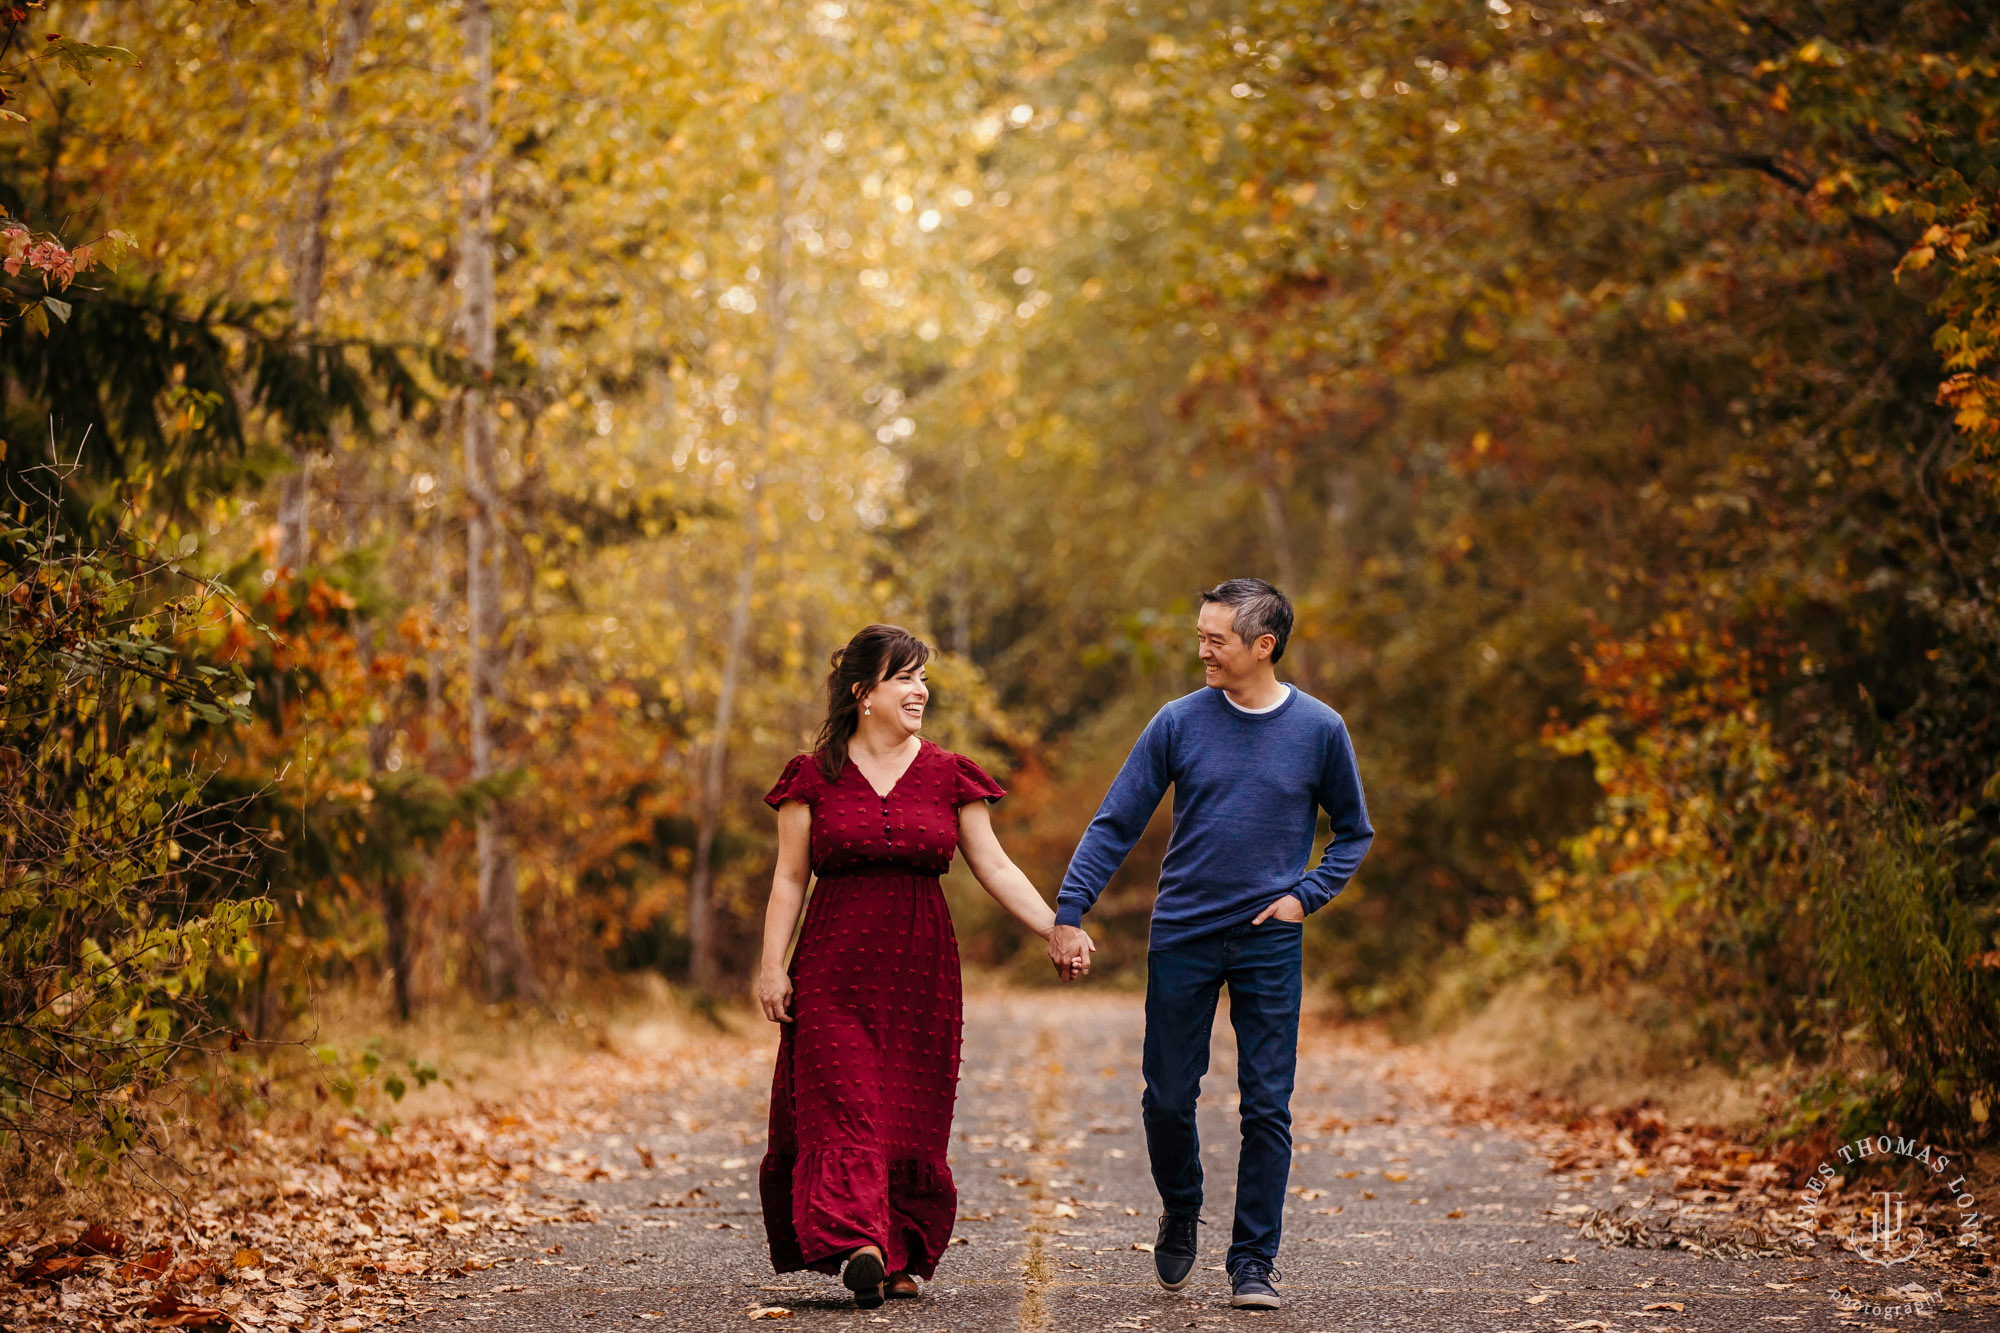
145,1290,231,1328
1526,1294,1552,1304
1132,1241,1154,1252
1446,1208,1464,1218
75,1223,129,1256
1645,1302,1685,1312
13,1252,88,1284
233,1247,264,1268
169,1257,214,1285
746,1307,793,1320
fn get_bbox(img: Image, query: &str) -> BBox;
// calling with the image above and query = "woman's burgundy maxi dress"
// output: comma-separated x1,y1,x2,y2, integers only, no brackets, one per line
759,739,1005,1280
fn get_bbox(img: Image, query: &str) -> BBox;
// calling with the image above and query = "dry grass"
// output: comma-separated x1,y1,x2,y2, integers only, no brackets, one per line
1409,972,1852,1135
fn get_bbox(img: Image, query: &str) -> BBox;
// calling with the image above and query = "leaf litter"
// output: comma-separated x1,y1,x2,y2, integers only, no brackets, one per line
2,1019,767,1330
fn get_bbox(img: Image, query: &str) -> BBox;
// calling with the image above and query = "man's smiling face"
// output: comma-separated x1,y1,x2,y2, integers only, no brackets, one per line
1197,600,1268,692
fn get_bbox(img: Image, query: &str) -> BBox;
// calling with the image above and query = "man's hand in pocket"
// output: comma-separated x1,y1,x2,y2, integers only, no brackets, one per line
1252,894,1305,925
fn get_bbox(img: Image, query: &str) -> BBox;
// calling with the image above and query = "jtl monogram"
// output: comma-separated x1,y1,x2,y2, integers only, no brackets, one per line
1851,1191,1927,1266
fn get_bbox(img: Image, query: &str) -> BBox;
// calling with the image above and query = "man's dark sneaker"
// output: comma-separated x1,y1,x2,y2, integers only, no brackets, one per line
1153,1213,1201,1290
1229,1261,1282,1309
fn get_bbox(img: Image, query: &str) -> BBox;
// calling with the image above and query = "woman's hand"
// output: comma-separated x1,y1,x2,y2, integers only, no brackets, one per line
758,967,795,1023
1047,924,1095,981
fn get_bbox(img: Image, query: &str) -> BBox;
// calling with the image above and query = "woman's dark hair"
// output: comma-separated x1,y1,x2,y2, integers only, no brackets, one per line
814,624,931,780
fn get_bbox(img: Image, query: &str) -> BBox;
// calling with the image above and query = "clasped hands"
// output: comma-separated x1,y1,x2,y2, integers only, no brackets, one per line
1045,924,1095,981
1046,895,1307,983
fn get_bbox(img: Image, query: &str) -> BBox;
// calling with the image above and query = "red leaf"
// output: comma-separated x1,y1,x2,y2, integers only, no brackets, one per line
14,1252,88,1284
119,1244,175,1282
145,1289,231,1328
75,1223,130,1257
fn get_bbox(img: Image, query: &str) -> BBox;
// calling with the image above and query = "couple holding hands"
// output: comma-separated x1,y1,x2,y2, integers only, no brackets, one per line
754,578,1374,1312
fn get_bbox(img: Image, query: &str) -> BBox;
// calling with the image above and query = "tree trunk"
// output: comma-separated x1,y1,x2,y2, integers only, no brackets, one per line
427,510,447,741
686,107,800,992
353,613,415,1020
686,539,755,993
457,0,535,1003
949,458,972,657
278,0,377,574
379,873,414,1021
1255,449,1312,692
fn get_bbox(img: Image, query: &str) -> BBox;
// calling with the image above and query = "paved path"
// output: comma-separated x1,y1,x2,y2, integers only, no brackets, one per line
409,994,1989,1331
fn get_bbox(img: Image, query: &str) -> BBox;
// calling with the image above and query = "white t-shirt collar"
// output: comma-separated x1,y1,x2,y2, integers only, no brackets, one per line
1222,683,1292,715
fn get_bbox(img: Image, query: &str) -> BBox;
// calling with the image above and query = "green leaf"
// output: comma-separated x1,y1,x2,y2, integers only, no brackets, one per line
44,37,140,86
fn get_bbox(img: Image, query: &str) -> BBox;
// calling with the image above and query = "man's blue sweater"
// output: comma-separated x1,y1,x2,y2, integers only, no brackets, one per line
1054,685,1374,951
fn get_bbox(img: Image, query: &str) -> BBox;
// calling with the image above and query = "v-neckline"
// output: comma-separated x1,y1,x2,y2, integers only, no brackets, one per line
850,738,924,801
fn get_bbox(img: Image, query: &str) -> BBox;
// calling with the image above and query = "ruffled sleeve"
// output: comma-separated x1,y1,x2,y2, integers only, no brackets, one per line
764,753,819,810
949,751,1007,806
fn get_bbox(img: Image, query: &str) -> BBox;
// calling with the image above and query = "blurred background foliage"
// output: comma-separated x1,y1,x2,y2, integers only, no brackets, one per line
1,0,1996,1176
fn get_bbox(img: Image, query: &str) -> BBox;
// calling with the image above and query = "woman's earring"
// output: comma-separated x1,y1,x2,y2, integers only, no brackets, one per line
863,701,871,716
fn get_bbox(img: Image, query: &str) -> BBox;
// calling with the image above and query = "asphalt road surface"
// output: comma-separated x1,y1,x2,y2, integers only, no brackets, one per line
406,993,1992,1332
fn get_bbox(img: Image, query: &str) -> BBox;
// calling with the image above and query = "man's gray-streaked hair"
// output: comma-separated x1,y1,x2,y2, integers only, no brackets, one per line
1199,578,1294,662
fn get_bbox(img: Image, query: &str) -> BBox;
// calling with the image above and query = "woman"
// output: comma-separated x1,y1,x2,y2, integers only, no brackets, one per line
755,624,1090,1308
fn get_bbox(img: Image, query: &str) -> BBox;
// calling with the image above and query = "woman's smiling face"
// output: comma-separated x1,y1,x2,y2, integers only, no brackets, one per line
859,660,929,736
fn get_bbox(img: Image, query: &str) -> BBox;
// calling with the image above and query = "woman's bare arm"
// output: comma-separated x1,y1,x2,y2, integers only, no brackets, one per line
756,801,813,1021
957,801,1093,980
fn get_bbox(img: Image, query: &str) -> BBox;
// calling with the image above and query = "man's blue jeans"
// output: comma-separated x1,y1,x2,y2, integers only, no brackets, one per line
1142,919,1302,1275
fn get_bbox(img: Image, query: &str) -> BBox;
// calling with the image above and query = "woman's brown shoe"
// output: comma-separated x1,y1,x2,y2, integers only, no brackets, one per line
842,1246,887,1309
885,1272,921,1300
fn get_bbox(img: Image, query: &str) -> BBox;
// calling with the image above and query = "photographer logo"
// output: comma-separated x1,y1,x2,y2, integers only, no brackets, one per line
1792,1132,1986,1319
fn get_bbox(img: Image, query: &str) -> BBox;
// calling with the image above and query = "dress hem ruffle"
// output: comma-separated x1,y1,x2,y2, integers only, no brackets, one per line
759,1146,957,1278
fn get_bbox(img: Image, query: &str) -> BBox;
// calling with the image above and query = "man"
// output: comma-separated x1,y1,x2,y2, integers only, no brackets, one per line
1045,578,1372,1310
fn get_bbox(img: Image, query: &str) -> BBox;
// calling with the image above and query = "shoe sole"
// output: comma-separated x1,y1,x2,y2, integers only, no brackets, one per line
1155,1269,1194,1292
1230,1292,1281,1309
844,1251,886,1309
